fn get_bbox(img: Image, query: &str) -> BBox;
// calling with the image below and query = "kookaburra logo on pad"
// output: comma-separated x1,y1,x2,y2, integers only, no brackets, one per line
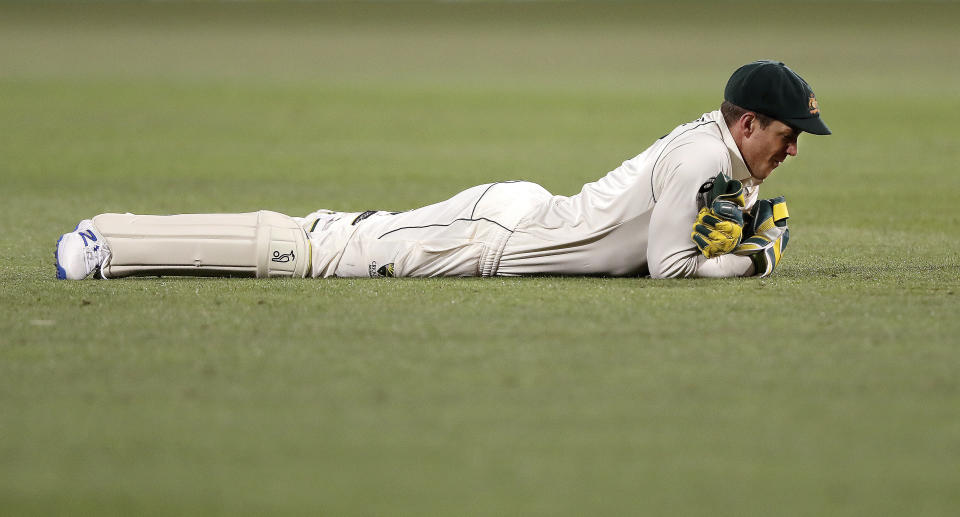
272,250,295,263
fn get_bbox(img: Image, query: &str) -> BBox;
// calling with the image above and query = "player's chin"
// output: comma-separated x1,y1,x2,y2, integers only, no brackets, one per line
763,159,783,177
752,164,776,181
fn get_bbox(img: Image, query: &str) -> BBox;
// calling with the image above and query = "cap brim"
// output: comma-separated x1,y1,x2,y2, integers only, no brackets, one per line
787,116,831,135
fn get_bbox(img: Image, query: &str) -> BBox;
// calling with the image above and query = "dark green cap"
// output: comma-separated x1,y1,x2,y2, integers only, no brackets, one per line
724,60,831,135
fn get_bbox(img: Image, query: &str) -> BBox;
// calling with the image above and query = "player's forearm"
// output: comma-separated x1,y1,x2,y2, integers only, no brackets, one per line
647,250,753,278
692,254,754,278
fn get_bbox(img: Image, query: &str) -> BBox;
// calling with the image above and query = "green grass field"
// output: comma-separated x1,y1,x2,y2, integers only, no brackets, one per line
2,1,959,515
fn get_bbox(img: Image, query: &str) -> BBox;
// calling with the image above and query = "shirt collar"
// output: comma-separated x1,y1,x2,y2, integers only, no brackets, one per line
710,110,756,187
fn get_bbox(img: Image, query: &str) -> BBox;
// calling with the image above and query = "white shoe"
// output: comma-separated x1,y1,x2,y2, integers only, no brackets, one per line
55,220,111,280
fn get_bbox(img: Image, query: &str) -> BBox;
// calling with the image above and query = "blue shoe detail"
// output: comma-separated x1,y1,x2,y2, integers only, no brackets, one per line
54,234,67,280
79,229,97,246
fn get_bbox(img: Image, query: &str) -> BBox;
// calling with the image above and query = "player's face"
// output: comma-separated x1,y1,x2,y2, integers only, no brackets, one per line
740,118,800,181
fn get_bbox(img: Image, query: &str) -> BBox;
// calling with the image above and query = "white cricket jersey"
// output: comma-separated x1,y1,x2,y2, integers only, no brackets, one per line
498,110,758,278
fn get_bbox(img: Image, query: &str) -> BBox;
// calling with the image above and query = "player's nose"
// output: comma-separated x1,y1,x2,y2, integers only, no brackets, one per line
786,142,798,157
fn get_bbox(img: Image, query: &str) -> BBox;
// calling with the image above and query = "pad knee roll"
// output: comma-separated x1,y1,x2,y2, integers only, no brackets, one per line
93,211,311,278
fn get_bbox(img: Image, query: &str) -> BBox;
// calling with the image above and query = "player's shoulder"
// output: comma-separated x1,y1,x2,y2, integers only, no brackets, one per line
657,113,727,172
662,112,727,154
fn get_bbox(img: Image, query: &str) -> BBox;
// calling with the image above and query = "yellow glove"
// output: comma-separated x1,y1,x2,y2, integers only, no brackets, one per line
733,196,790,277
691,173,746,258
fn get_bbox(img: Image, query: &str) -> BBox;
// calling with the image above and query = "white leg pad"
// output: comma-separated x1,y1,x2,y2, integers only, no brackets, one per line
92,211,311,278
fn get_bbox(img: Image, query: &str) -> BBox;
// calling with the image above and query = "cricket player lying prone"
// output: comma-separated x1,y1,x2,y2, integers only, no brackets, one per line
55,61,830,281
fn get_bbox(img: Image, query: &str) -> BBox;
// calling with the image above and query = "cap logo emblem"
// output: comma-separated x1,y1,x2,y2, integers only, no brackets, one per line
808,93,820,115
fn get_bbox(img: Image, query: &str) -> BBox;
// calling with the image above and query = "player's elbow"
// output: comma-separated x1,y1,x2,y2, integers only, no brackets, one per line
649,267,692,279
648,253,697,279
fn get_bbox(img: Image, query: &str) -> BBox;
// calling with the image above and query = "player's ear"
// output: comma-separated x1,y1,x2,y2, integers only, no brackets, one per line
740,112,757,137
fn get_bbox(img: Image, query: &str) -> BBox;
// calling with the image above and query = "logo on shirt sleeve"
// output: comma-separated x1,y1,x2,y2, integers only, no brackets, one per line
368,261,395,277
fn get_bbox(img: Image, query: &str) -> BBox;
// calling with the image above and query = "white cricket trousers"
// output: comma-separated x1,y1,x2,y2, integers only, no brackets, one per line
307,181,551,278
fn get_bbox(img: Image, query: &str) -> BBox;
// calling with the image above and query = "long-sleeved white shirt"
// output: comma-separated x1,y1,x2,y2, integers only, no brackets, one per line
498,110,758,278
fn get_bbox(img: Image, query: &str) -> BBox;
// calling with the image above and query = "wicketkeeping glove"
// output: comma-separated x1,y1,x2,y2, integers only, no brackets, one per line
691,173,746,258
733,196,790,277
